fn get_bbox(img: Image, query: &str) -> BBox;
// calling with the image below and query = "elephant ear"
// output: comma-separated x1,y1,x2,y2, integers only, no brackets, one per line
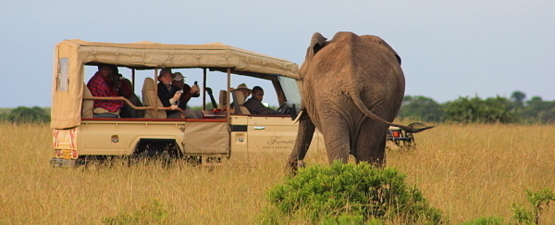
300,32,327,78
360,35,402,65
306,32,328,59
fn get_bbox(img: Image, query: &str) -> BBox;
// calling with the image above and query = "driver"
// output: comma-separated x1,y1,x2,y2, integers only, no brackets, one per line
243,86,279,115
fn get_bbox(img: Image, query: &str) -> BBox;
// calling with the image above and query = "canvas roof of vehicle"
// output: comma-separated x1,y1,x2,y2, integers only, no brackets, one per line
57,39,299,79
51,39,300,129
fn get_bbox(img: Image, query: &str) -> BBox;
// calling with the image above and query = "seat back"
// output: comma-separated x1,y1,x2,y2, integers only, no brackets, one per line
233,90,250,115
121,78,145,118
218,90,228,109
142,77,166,119
82,83,94,118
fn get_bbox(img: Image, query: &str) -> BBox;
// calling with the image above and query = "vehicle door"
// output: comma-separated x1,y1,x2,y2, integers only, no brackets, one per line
182,119,229,156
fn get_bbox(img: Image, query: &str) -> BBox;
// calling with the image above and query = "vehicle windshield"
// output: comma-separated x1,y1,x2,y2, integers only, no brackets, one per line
279,76,301,108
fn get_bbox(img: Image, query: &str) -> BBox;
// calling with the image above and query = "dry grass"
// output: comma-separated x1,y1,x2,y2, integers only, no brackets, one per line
387,123,555,223
1,123,554,224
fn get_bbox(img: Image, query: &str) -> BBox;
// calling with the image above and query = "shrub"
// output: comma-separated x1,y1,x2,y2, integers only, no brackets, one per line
462,216,504,225
102,199,169,225
321,214,384,225
442,96,517,124
461,188,555,225
261,161,443,224
511,188,555,225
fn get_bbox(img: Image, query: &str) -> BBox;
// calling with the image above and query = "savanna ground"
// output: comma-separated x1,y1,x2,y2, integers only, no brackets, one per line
1,122,554,224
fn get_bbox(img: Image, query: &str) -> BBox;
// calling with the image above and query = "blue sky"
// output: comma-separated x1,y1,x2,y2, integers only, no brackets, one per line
1,1,553,107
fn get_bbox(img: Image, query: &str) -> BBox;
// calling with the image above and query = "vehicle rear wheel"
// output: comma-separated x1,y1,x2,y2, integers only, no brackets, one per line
132,139,183,167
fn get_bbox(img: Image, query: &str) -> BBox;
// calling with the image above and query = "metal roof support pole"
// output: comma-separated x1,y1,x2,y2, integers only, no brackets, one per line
154,68,158,119
226,67,232,158
226,67,231,120
202,68,207,111
131,69,135,91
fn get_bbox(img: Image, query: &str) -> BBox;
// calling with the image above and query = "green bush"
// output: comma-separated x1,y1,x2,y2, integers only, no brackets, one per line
260,161,443,224
511,188,555,225
461,188,555,225
102,199,169,225
442,96,517,124
462,216,504,225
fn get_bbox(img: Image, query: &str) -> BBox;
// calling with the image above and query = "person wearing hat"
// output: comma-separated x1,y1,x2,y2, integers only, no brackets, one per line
230,83,252,112
171,72,203,119
87,64,124,118
235,83,252,99
157,68,183,118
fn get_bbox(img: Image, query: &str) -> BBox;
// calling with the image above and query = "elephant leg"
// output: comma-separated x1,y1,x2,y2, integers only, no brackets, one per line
319,119,350,164
287,112,316,171
353,122,388,167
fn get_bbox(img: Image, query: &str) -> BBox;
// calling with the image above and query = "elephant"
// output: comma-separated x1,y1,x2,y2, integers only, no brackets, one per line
288,31,432,170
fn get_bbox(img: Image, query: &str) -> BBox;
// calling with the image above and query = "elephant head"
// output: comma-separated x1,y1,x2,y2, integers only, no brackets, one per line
300,33,401,80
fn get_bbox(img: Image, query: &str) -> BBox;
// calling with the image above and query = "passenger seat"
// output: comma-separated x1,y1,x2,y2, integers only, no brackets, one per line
121,78,145,118
82,83,94,118
142,77,167,119
218,90,228,109
233,90,251,115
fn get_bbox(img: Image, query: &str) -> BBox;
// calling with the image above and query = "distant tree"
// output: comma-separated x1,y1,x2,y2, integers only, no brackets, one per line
1,106,50,124
520,96,555,123
521,96,545,118
442,96,516,124
510,91,526,109
398,95,444,122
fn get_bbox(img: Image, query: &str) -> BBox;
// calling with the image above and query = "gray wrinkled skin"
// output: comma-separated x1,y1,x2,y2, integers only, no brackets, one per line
288,31,411,172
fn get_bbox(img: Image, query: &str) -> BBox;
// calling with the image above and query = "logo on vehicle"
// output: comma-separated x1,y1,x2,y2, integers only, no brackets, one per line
263,136,294,149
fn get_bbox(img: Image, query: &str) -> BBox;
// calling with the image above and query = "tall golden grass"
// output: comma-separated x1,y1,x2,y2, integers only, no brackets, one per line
1,123,554,224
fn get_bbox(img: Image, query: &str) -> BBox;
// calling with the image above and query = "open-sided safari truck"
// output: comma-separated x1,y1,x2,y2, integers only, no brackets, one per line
50,39,324,166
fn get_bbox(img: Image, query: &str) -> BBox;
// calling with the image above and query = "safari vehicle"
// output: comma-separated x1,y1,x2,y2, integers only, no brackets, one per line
50,39,325,166
386,126,414,148
386,122,427,149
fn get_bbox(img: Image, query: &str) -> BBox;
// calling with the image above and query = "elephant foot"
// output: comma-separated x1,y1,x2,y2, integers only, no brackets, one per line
286,160,306,176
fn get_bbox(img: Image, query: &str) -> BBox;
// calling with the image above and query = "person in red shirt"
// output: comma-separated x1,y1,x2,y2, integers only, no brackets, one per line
87,64,124,118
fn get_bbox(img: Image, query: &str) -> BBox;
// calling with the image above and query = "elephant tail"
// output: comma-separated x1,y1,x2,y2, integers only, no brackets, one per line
351,95,434,133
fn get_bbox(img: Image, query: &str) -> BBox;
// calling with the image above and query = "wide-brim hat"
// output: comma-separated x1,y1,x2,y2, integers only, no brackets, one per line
236,83,252,95
173,72,185,82
236,83,251,91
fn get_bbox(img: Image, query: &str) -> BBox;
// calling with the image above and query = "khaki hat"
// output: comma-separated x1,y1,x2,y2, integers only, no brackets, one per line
159,68,172,77
236,83,251,96
236,83,251,91
173,72,185,82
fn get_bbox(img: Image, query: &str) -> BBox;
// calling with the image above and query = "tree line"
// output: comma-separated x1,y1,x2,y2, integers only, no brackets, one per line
0,106,50,124
399,91,555,124
2,90,553,124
